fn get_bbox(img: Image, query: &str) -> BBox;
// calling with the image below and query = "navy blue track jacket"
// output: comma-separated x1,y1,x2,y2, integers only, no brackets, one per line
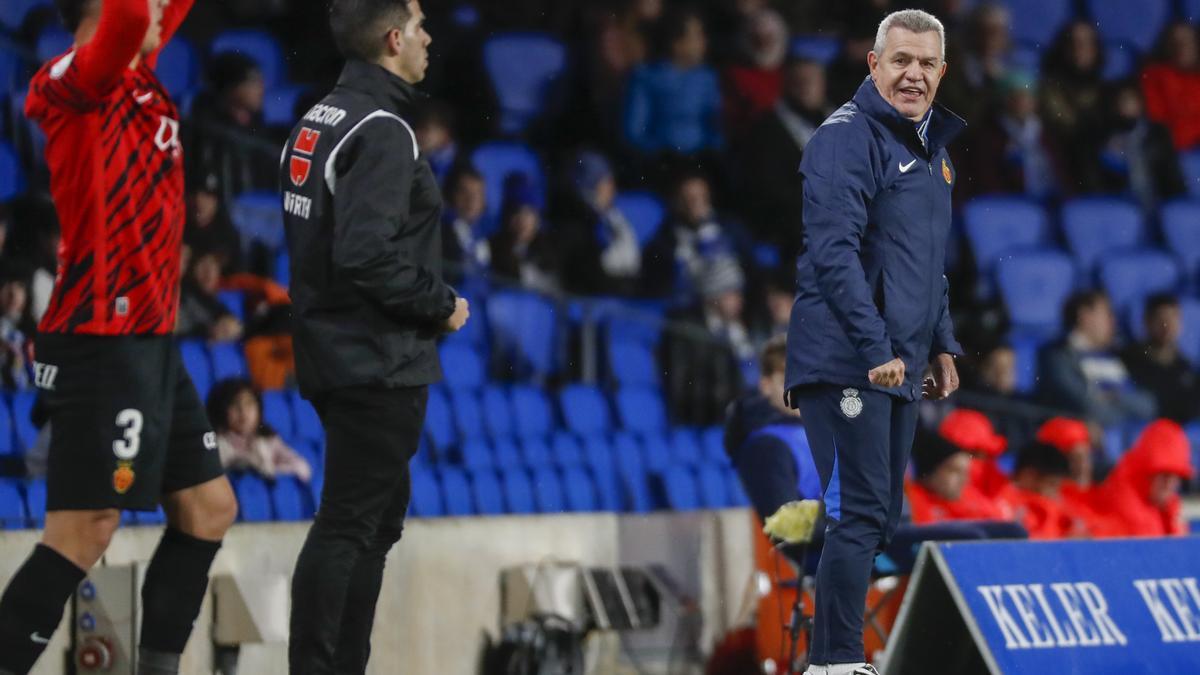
786,76,966,402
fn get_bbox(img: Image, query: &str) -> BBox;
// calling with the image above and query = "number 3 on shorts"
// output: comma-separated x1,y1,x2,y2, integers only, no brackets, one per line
113,409,144,460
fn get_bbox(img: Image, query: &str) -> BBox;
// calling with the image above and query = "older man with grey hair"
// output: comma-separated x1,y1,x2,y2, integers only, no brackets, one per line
784,9,965,675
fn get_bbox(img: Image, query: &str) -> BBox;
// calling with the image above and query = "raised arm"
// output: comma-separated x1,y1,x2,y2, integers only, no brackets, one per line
69,0,151,100
145,0,195,68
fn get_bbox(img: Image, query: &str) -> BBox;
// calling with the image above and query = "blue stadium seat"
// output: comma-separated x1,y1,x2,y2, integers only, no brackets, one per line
1061,198,1144,273
1181,150,1200,198
725,467,750,507
702,426,727,465
482,33,567,135
261,390,293,440
696,463,729,509
424,386,456,453
614,386,667,436
662,466,700,511
0,49,20,97
289,392,324,444
233,474,273,522
450,389,486,442
639,432,671,475
789,34,840,64
217,290,245,322
263,85,309,127
500,467,536,514
481,385,514,440
439,343,485,390
962,196,1049,278
179,339,212,399
607,340,660,387
458,438,494,469
612,191,665,246
604,304,665,346
155,37,198,98
209,341,247,380
469,468,505,515
409,468,443,517
487,290,558,378
136,506,167,526
0,141,25,203
0,479,26,528
270,476,310,521
531,465,565,513
230,191,285,252
1161,200,1200,281
0,0,50,31
35,27,72,65
612,434,652,512
551,431,585,468
470,142,545,234
669,427,703,466
492,438,523,468
1185,0,1200,22
510,385,553,440
1009,333,1044,394
519,436,552,467
1086,0,1169,53
562,466,599,512
1102,43,1136,81
1098,249,1181,316
995,249,1076,337
10,390,36,454
210,29,287,88
996,0,1073,46
559,384,611,437
24,479,45,526
439,467,474,516
0,400,14,457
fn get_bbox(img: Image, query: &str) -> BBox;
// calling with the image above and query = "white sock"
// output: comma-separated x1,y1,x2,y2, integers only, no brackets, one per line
826,663,867,675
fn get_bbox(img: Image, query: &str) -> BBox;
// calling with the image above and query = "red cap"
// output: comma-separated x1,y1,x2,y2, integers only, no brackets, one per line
938,409,1007,457
1036,417,1091,455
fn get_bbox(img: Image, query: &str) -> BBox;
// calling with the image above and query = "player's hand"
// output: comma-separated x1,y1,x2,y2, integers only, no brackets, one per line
211,316,243,342
868,357,905,388
444,297,470,333
925,353,959,400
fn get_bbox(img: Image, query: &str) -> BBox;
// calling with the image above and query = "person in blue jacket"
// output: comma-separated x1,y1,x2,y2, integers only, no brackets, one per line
784,10,966,675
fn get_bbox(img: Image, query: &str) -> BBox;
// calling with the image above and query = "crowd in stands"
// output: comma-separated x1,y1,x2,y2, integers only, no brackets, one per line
0,0,1199,523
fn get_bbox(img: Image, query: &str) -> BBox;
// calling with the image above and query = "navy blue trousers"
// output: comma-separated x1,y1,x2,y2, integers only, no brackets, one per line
793,384,919,665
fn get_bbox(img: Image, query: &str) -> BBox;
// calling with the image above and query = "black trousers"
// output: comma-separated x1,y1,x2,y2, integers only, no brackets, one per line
289,385,428,675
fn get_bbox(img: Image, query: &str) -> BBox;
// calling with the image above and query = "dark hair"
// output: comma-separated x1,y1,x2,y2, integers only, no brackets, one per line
330,0,413,61
1042,20,1105,79
759,334,787,378
205,378,274,437
54,0,97,33
1014,440,1071,477
207,52,261,96
1061,290,1108,331
445,164,483,194
656,6,703,55
1144,292,1180,320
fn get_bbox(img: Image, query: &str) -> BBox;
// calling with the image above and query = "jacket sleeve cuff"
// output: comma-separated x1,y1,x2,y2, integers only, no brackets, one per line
863,342,895,369
439,286,458,320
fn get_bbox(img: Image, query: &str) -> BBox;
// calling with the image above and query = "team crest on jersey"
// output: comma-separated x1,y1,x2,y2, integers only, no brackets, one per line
113,462,135,494
942,157,952,184
840,388,863,418
289,127,321,187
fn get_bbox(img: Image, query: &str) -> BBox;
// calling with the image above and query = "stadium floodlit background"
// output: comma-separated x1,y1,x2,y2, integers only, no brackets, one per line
0,0,1199,673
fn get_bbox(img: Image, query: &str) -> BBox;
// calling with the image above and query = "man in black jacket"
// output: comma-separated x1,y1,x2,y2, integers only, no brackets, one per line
280,2,469,673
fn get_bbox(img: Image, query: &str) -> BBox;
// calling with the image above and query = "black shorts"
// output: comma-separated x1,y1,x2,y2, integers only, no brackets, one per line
35,334,225,511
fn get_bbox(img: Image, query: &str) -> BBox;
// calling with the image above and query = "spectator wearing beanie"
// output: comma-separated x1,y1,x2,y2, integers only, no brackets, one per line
1007,441,1081,539
906,429,1010,525
1087,419,1194,537
488,173,560,295
558,151,643,297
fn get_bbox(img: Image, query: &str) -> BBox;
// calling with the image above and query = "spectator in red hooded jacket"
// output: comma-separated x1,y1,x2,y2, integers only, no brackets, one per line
1089,419,1195,537
939,408,1013,506
907,429,1012,524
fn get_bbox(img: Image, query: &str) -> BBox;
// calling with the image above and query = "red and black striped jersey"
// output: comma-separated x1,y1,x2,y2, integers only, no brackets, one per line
25,0,192,335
